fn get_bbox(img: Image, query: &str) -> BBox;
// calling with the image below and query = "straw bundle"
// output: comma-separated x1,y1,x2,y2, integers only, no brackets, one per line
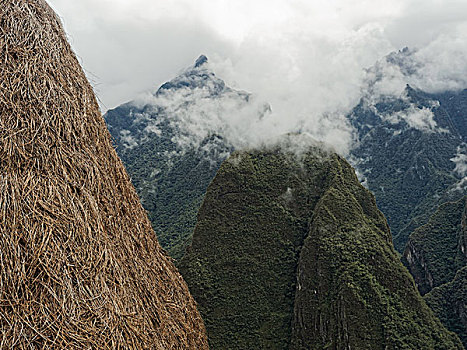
0,0,208,348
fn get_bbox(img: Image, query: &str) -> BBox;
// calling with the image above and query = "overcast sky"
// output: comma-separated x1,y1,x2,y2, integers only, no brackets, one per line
47,0,467,114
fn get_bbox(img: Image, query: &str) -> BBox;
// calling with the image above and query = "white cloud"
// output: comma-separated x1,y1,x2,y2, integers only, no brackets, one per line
409,26,467,93
47,0,467,109
386,106,438,131
134,62,356,155
363,89,444,132
120,130,138,149
136,69,271,151
451,144,467,177
364,26,467,100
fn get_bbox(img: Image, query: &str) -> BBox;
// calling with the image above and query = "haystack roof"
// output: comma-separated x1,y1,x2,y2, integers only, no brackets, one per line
0,0,207,348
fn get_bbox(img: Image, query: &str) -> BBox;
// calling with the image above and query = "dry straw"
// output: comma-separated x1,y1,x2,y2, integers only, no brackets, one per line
0,0,208,348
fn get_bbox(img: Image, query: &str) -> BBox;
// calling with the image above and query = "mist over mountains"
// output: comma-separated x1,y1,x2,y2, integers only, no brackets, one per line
104,48,467,347
107,47,467,155
105,50,467,251
49,0,467,115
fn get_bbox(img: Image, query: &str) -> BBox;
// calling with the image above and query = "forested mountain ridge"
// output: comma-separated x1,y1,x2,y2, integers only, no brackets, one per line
106,52,467,258
179,141,462,349
103,52,467,348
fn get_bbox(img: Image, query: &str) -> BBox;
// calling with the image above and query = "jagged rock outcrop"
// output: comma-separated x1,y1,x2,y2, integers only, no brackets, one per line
179,139,461,349
0,1,207,348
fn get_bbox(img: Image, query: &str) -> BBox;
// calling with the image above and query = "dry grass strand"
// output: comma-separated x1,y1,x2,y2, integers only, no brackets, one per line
0,1,208,348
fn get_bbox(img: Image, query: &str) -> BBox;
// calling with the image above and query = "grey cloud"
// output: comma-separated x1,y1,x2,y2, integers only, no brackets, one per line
385,0,467,48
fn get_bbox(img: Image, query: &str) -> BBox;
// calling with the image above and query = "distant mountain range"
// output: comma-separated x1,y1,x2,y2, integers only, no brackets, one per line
105,52,467,256
104,56,235,259
349,85,467,251
349,48,467,252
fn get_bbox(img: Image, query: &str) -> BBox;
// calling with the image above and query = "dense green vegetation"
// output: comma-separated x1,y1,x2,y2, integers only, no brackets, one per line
105,55,467,262
291,153,461,350
103,55,467,348
435,89,467,137
105,92,230,260
403,197,467,347
403,197,466,294
179,144,462,349
179,146,330,349
425,267,467,348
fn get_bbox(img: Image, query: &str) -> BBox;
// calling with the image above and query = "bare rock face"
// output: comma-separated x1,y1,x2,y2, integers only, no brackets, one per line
0,1,208,348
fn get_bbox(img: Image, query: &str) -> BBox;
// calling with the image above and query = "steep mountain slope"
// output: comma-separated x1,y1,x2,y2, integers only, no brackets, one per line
342,50,467,346
102,49,467,347
349,84,467,251
425,266,467,348
179,140,461,349
105,56,243,258
402,197,467,347
0,1,207,348
403,197,466,295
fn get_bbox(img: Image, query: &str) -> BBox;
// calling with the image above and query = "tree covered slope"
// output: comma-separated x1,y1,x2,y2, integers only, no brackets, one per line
403,197,467,347
403,197,466,295
105,51,467,260
426,266,467,348
179,140,461,349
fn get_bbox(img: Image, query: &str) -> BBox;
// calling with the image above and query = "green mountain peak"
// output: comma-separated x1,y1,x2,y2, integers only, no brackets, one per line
179,143,461,349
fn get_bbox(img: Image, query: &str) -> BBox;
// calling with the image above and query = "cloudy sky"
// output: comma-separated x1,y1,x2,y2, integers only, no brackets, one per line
46,0,467,153
47,0,467,109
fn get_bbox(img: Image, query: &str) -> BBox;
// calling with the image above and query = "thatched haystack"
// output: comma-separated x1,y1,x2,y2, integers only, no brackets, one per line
0,0,208,348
